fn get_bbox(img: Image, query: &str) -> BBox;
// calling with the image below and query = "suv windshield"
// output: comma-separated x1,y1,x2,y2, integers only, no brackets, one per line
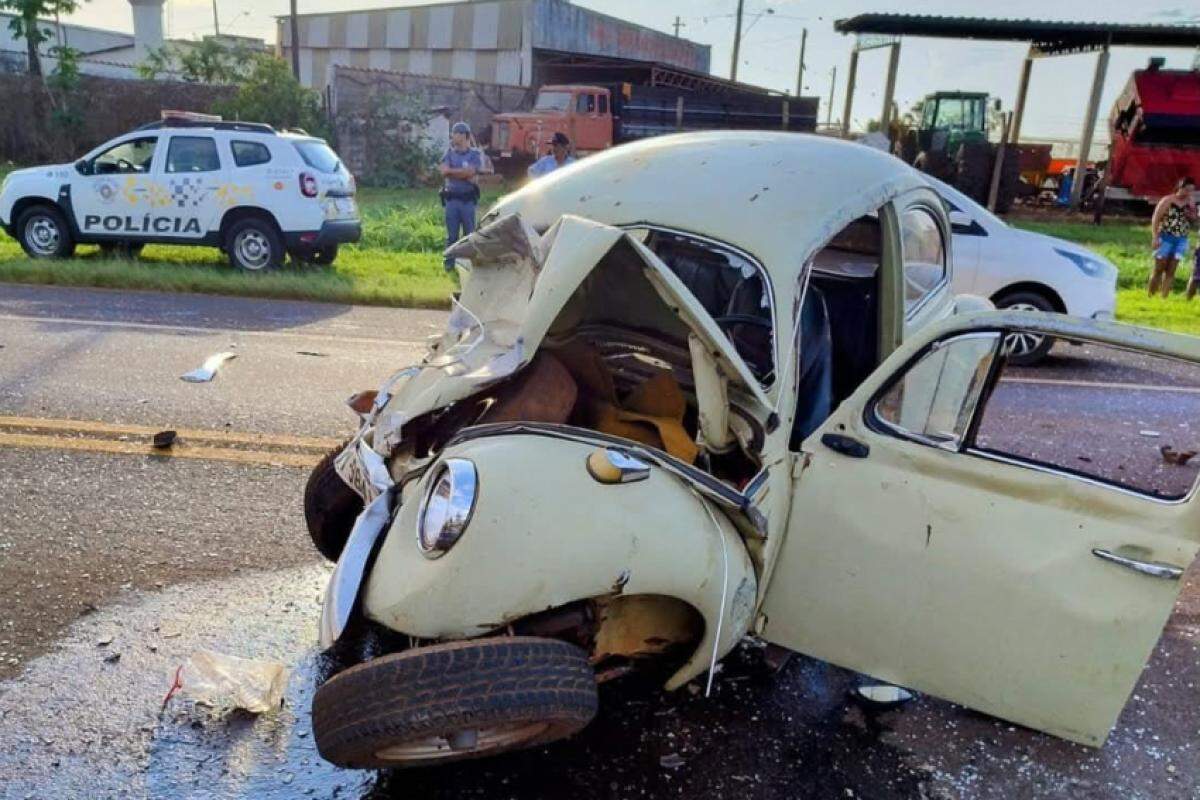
534,91,572,112
293,140,341,173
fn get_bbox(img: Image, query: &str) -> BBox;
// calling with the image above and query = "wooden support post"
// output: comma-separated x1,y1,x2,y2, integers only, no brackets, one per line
1070,43,1110,211
987,111,1013,212
880,41,901,131
1010,51,1033,145
795,28,807,97
675,96,684,131
782,99,790,131
841,49,859,137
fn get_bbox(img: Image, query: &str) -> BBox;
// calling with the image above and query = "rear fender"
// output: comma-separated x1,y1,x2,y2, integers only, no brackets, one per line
361,433,757,689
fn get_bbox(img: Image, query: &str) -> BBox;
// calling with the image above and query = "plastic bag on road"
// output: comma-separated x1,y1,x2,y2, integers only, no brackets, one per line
178,649,288,715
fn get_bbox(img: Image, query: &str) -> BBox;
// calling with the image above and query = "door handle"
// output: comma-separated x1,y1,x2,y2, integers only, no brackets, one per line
821,433,869,459
1092,548,1184,581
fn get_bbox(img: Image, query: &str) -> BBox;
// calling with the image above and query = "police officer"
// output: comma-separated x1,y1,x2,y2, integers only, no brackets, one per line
439,121,483,271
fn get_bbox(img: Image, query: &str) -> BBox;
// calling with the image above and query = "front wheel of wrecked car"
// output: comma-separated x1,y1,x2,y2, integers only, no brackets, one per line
304,441,363,562
313,637,598,769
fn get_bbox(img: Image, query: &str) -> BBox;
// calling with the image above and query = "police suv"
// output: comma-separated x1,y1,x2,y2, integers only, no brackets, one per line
0,116,360,270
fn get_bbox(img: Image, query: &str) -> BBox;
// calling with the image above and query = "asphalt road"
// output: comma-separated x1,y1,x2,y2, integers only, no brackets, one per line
0,285,1197,800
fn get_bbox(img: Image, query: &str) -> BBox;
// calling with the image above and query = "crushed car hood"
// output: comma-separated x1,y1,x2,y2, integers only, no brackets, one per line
366,212,773,459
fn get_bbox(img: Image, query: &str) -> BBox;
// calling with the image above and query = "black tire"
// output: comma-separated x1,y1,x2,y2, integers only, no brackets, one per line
953,141,992,205
99,241,144,260
996,290,1057,366
15,205,75,259
225,216,283,271
290,244,339,266
304,441,363,562
313,637,598,769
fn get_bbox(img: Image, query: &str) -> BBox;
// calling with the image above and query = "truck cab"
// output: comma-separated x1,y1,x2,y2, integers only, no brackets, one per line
490,85,613,169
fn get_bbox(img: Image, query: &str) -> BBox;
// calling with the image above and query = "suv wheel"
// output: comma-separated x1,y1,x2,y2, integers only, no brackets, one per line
16,205,75,259
226,218,283,271
996,290,1056,366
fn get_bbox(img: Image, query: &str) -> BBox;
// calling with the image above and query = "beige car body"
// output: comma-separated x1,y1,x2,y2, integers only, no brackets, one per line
326,132,1200,748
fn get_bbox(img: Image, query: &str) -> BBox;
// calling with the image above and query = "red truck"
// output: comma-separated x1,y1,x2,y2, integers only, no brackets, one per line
489,79,816,173
1106,61,1200,203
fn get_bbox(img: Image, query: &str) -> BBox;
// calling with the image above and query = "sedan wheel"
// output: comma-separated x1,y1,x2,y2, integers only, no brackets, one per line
997,292,1057,366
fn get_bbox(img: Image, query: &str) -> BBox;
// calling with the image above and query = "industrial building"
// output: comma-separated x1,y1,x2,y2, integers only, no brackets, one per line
0,0,264,80
277,0,711,90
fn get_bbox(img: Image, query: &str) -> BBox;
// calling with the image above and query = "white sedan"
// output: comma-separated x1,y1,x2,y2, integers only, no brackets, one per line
929,177,1118,364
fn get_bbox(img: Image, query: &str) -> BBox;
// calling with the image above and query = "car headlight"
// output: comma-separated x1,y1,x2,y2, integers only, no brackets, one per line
416,458,478,559
1054,248,1111,280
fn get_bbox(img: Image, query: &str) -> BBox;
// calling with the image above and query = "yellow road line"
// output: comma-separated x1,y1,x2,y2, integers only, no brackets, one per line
0,415,344,452
0,431,320,468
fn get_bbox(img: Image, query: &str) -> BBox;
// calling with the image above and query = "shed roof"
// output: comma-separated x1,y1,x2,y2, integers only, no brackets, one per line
834,14,1200,55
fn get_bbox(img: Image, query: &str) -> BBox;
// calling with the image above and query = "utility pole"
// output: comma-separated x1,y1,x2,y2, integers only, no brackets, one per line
827,66,836,126
673,16,684,38
730,0,745,81
795,27,807,96
211,0,220,36
290,0,301,80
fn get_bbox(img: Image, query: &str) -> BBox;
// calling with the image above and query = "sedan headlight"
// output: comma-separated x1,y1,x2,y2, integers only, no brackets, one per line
1054,248,1111,280
416,458,478,559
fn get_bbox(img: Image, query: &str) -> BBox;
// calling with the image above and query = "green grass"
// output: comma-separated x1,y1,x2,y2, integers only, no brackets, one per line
1010,216,1200,336
1,179,1197,336
0,186,505,308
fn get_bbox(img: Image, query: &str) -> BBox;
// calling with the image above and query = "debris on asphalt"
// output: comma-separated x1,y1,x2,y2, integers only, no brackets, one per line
177,649,288,715
103,652,121,664
180,352,237,383
1139,430,1161,438
95,636,113,647
849,684,916,709
296,351,327,357
1160,446,1197,466
659,753,686,769
152,430,177,449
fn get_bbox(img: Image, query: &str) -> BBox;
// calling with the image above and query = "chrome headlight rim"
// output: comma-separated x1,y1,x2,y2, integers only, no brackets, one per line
416,458,478,559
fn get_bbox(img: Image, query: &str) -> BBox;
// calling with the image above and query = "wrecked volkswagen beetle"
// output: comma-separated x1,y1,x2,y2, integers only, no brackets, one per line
304,132,1200,768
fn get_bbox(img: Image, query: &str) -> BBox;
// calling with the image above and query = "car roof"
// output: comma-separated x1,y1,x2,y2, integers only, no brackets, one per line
490,130,930,312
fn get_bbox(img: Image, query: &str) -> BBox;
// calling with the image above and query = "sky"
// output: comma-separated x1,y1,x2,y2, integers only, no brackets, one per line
63,0,1200,142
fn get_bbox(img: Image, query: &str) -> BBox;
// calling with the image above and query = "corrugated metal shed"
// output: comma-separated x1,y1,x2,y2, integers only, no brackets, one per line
531,0,709,74
835,14,1200,55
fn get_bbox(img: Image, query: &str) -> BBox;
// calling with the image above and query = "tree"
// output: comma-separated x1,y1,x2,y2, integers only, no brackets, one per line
212,54,326,136
0,0,84,77
136,38,254,83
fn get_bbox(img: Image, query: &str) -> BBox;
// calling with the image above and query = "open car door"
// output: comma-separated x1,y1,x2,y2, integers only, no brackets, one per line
761,309,1200,746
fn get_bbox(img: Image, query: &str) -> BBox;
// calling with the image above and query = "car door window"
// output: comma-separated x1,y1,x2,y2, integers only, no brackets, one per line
874,332,1000,449
166,136,221,173
231,140,271,168
873,332,1200,501
900,206,947,313
642,228,774,384
598,94,608,114
576,93,595,113
974,340,1200,500
91,137,157,175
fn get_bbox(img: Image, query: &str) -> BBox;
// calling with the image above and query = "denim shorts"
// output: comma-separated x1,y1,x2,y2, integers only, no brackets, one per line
1157,233,1189,260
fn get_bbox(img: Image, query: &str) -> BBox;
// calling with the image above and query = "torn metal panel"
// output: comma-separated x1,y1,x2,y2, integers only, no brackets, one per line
366,212,772,464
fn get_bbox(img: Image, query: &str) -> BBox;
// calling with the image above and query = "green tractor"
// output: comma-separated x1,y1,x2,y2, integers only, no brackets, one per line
894,91,1020,213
